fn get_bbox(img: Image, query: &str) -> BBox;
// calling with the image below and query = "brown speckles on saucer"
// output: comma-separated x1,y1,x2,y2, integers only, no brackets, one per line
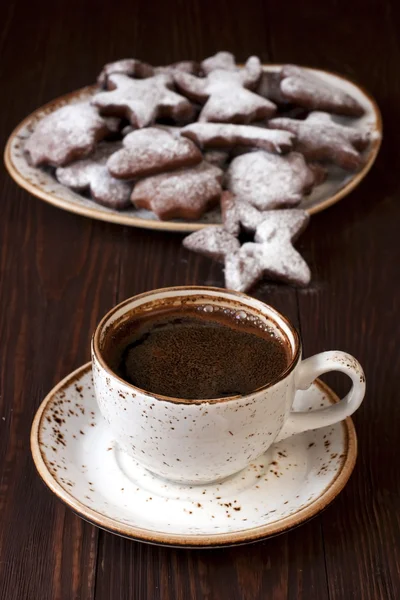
32,364,357,547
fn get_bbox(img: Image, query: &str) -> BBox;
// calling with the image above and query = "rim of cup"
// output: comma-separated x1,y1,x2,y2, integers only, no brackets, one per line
92,286,301,405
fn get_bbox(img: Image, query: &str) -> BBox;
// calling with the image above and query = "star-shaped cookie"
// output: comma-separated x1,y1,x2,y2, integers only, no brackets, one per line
25,103,114,167
97,58,154,87
279,65,365,116
220,191,269,234
92,73,194,128
226,151,316,210
181,123,294,154
244,209,311,287
55,142,132,209
183,209,310,291
269,112,370,170
107,127,201,179
131,162,223,220
174,53,276,123
183,226,240,262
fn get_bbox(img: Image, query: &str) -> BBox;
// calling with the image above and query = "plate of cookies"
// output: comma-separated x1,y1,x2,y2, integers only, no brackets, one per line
5,51,381,237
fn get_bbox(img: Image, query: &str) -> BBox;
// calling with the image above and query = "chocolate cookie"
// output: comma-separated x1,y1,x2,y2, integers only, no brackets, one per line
181,123,294,154
92,73,194,128
183,207,310,291
279,65,365,117
220,193,275,233
226,151,316,210
174,53,276,123
55,142,132,209
249,209,311,286
269,112,370,170
107,127,201,179
97,59,154,87
25,103,114,167
131,161,223,220
183,226,240,262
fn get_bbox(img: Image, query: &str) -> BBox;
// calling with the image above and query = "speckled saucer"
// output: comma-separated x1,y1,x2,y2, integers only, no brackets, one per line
31,363,357,548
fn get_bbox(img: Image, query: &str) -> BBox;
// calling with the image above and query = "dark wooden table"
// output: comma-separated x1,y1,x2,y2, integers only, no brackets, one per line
1,1,399,598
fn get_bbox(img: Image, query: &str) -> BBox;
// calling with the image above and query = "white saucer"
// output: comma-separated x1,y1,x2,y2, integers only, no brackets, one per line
31,363,357,548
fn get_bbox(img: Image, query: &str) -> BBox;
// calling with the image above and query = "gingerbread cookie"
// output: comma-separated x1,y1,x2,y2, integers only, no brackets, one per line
181,123,294,154
174,53,276,123
92,73,194,128
25,103,114,167
131,161,223,220
279,65,364,117
97,59,154,87
183,226,240,262
226,151,316,210
55,142,132,209
269,112,369,170
107,127,201,179
201,51,237,74
220,193,274,233
249,209,311,286
183,223,263,292
183,208,310,291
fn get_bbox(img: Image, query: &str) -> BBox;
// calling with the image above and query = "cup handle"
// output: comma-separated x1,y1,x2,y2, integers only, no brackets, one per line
275,351,366,442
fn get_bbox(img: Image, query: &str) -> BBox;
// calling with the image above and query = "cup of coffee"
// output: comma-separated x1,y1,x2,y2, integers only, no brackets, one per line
92,286,365,484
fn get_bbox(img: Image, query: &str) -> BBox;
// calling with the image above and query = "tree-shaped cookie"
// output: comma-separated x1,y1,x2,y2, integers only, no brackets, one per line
226,151,316,210
174,52,276,123
107,127,201,179
56,142,132,209
181,123,294,154
131,162,223,220
269,112,370,170
183,209,310,291
25,103,114,167
92,73,194,128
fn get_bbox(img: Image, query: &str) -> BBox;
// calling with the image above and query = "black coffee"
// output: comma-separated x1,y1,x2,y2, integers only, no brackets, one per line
103,304,290,400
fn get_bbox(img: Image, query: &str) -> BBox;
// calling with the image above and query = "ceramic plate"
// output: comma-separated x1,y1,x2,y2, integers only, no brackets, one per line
31,363,357,548
5,66,381,233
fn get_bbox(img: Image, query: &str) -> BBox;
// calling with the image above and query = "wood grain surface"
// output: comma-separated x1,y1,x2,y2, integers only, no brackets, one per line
0,1,399,598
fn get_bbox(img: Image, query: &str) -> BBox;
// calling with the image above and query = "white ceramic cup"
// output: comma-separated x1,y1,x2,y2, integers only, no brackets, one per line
92,286,365,485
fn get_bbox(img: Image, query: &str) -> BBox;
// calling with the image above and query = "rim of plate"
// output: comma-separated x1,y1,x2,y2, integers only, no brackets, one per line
30,362,358,548
5,65,382,233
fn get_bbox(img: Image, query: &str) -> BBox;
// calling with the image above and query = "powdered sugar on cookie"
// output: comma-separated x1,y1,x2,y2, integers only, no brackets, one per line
25,103,112,167
226,151,315,210
269,112,370,170
55,142,132,208
107,127,201,179
280,65,365,117
174,53,276,123
97,59,154,87
249,209,311,286
132,161,223,220
181,122,294,154
183,226,240,262
92,73,194,128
